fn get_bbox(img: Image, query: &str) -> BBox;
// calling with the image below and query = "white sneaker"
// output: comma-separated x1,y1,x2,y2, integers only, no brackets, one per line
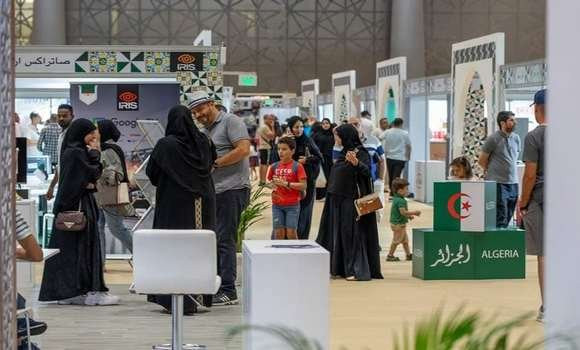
57,295,87,305
84,292,120,306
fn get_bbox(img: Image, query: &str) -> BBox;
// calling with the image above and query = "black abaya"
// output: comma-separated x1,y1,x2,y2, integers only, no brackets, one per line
39,119,107,301
316,125,383,280
145,105,217,310
312,129,334,199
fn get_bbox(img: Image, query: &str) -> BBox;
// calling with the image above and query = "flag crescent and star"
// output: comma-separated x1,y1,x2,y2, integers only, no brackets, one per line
447,192,472,219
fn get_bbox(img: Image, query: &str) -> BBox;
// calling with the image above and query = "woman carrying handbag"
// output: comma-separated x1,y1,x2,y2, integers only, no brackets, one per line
39,118,120,306
95,120,135,267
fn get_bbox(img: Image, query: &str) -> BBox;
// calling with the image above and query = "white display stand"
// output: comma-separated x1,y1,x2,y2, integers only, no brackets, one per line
414,160,446,203
17,249,59,289
242,240,329,350
16,200,38,288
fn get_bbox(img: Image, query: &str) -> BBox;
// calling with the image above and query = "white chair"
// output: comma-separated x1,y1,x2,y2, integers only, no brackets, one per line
133,229,221,350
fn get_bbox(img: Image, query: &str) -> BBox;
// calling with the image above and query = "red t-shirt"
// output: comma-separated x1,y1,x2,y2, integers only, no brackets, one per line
267,160,307,206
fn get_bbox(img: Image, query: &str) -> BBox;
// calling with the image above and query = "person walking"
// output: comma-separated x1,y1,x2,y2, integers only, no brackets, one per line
46,104,75,201
382,118,411,196
316,124,383,281
286,116,323,240
520,89,546,322
478,111,521,227
312,118,335,199
189,91,251,306
37,113,61,171
96,120,135,265
257,114,276,185
146,104,217,313
39,118,119,306
26,112,42,157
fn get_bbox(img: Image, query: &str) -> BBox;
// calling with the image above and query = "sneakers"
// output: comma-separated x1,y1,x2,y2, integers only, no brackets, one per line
84,292,120,306
17,319,47,338
57,295,87,305
537,305,544,323
212,292,239,306
386,255,400,262
406,254,413,261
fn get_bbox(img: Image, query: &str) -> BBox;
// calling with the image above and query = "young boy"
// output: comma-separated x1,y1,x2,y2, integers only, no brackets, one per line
387,178,421,261
267,136,307,240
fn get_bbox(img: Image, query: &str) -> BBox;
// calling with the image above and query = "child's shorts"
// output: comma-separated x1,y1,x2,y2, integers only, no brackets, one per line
390,223,409,245
272,204,300,230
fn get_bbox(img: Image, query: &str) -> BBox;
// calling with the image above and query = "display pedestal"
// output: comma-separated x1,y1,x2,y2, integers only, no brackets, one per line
242,240,329,350
414,160,446,203
412,228,525,280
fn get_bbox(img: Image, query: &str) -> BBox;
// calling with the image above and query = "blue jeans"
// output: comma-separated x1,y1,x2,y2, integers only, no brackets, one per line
98,208,133,264
272,203,301,230
496,183,518,228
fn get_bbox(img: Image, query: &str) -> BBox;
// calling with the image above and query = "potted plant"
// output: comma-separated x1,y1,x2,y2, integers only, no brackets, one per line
236,185,270,252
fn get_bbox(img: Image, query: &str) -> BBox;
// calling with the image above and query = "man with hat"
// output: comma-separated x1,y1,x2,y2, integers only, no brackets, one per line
520,88,547,322
187,91,251,306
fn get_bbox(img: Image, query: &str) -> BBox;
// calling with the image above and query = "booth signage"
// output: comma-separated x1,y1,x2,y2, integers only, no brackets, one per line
239,74,257,87
412,229,525,280
117,84,140,111
16,53,78,73
170,52,204,72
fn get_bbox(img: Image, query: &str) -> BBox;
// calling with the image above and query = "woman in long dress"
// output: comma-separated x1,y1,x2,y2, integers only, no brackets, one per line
316,124,383,281
285,116,323,239
39,118,119,305
312,118,335,199
146,105,217,312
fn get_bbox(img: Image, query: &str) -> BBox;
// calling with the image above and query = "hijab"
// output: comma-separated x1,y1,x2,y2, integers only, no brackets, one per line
60,118,96,156
149,105,215,194
97,119,129,182
335,124,362,152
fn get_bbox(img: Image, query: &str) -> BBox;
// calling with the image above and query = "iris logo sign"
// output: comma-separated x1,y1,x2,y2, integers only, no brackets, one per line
117,84,139,111
170,52,203,72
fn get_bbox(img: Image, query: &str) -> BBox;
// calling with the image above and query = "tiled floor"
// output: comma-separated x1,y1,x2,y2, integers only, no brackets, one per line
20,191,544,349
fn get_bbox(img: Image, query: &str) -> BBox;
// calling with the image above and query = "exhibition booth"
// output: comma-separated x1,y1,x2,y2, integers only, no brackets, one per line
14,45,225,272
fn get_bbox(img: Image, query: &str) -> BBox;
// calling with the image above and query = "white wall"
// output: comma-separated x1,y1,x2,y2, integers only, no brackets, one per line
545,1,580,343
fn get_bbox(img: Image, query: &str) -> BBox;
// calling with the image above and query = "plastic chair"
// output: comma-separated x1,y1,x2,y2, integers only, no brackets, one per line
133,229,221,350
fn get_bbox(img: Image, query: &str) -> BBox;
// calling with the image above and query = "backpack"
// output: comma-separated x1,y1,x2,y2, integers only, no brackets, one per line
271,160,306,200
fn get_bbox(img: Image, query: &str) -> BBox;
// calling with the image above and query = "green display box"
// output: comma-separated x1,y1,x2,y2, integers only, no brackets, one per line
433,181,497,232
412,228,525,280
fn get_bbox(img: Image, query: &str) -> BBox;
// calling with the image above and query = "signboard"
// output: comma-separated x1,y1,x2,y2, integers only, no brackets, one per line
16,53,78,73
117,84,140,111
169,52,204,72
412,229,525,280
239,73,257,87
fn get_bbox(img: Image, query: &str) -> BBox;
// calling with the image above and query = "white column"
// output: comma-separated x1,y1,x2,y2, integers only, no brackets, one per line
546,0,580,340
390,0,425,78
31,0,66,45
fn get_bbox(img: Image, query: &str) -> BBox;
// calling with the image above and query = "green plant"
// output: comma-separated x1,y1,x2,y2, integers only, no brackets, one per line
236,185,270,252
393,307,543,350
226,324,322,350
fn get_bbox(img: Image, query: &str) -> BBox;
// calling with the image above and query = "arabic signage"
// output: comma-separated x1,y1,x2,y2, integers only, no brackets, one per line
412,229,525,280
16,53,78,73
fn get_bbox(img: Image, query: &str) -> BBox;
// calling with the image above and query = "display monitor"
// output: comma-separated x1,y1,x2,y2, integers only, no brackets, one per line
16,137,27,183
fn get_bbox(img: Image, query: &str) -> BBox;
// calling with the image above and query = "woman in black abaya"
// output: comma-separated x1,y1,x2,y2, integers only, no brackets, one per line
312,118,335,199
39,118,118,305
316,124,383,281
146,105,217,313
286,116,323,240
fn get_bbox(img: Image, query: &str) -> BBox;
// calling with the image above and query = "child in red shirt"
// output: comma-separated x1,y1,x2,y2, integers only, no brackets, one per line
267,136,307,239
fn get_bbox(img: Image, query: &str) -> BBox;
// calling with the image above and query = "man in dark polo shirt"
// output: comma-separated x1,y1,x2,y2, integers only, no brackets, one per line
189,91,251,306
478,111,521,227
520,89,547,322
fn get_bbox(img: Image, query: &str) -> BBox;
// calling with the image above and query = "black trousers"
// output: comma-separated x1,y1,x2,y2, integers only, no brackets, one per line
215,188,250,296
387,158,407,193
496,183,518,228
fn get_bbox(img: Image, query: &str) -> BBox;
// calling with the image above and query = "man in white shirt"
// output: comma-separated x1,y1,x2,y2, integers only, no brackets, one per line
382,118,411,196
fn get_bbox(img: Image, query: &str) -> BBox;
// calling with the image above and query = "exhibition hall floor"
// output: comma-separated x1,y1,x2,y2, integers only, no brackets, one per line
22,198,544,349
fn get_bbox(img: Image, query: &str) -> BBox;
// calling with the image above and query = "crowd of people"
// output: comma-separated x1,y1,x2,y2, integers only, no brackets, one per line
13,87,547,342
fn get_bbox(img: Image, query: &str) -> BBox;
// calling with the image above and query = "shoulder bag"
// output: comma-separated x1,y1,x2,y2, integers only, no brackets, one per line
354,171,383,219
55,200,87,232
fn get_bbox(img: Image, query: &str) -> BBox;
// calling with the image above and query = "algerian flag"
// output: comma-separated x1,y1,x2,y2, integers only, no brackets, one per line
434,181,496,232
79,84,98,106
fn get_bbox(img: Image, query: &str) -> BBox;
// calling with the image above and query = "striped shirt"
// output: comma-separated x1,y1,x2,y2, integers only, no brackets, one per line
15,210,31,241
